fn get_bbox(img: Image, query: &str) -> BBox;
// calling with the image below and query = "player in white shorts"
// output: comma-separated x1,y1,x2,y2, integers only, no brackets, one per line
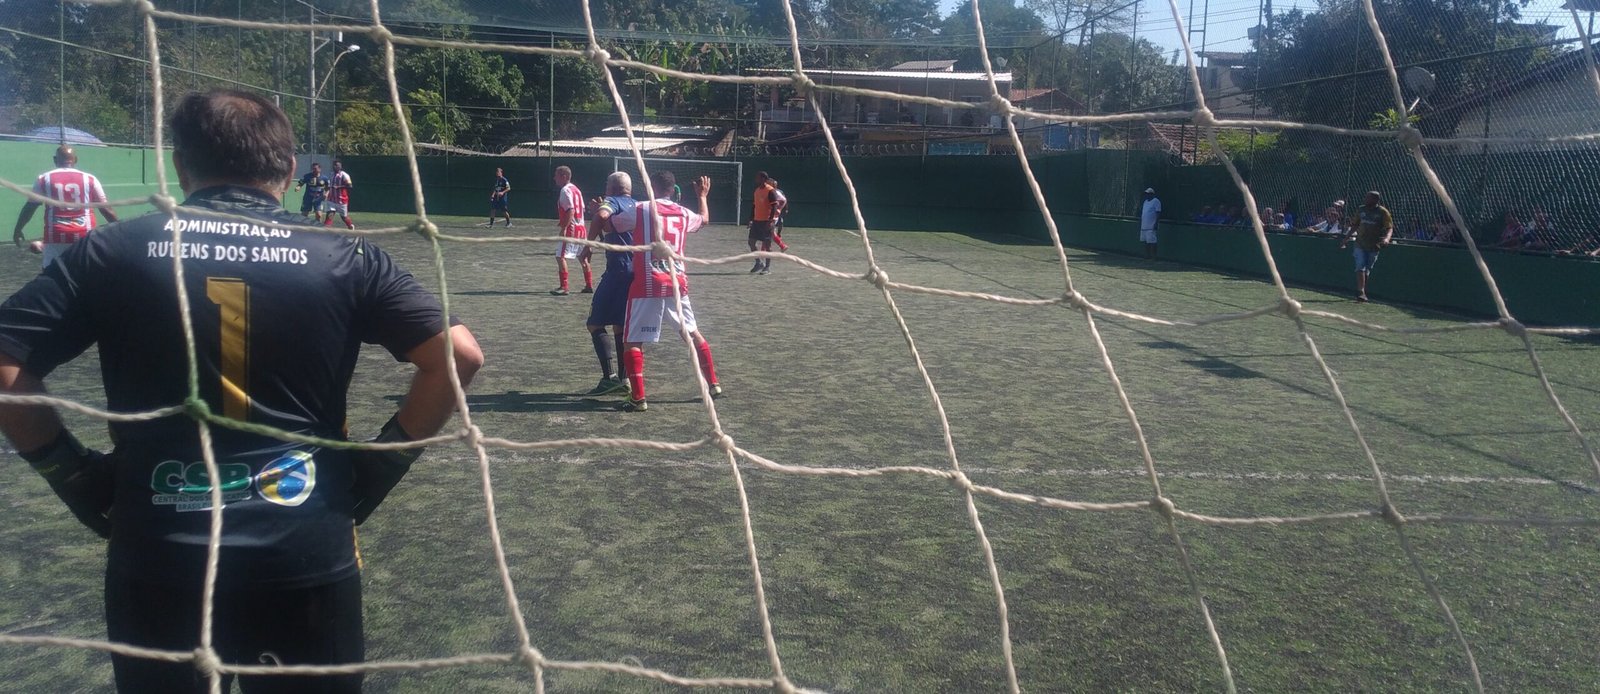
614,171,720,412
551,165,592,295
324,159,354,229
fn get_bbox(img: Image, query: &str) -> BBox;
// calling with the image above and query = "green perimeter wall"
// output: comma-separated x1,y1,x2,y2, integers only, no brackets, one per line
3,143,1592,325
0,142,181,236
1057,216,1600,327
340,149,1171,232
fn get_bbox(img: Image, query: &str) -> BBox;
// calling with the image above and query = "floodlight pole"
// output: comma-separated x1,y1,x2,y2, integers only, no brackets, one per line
308,6,316,156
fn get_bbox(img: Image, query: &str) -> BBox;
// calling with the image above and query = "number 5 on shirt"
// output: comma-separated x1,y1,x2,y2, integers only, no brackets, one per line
205,277,251,420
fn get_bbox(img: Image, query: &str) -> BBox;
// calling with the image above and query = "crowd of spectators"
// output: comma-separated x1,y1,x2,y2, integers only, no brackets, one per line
1187,198,1599,257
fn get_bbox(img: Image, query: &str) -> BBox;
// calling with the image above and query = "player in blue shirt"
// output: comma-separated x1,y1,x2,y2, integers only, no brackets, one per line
292,161,329,223
486,168,512,227
579,171,637,395
0,90,484,693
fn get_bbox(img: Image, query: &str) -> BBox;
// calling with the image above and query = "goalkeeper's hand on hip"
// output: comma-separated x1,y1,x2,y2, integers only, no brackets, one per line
350,415,425,525
23,430,115,538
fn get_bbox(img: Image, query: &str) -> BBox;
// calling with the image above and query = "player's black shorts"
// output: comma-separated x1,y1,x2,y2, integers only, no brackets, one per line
491,194,509,211
587,271,631,327
300,198,324,215
748,220,774,242
105,572,364,693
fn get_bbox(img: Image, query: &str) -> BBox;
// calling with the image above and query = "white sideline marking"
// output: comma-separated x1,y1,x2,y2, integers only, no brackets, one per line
457,450,1597,491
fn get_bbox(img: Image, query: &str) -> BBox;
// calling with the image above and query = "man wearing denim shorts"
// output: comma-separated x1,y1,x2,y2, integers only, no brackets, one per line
1339,191,1393,303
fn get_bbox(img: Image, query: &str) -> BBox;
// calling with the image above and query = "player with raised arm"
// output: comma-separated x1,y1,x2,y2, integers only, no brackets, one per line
293,161,330,224
12,145,118,267
747,171,780,274
616,171,721,412
768,178,790,252
551,165,593,296
325,158,355,230
487,167,512,228
0,90,483,693
580,171,636,395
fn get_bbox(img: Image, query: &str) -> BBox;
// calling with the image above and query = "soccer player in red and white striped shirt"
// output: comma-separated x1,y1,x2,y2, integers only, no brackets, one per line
613,171,720,411
552,165,593,296
12,145,118,268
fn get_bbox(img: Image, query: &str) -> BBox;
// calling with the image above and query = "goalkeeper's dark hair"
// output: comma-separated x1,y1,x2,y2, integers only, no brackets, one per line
650,170,676,198
169,89,295,188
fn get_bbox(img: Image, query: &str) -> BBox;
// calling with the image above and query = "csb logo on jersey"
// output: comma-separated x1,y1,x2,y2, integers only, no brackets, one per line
149,449,319,512
257,450,317,507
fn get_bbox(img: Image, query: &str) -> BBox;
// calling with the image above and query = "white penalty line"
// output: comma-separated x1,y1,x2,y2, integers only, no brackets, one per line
449,450,1599,492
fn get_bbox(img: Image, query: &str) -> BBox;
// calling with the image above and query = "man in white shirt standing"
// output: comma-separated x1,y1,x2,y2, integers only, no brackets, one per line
1138,187,1162,259
12,145,118,268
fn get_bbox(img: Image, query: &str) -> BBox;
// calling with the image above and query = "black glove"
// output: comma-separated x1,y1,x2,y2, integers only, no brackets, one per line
350,415,425,526
21,430,114,538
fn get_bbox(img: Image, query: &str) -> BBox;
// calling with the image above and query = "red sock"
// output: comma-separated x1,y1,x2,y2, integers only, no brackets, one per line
695,340,718,386
344,218,353,230
559,268,569,289
324,217,332,227
582,266,593,289
622,348,645,400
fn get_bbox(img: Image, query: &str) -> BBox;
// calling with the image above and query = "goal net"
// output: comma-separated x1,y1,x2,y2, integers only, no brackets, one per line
612,156,743,224
1,0,1598,692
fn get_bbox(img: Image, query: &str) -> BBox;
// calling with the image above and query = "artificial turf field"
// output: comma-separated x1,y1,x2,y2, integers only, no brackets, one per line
1,212,1598,692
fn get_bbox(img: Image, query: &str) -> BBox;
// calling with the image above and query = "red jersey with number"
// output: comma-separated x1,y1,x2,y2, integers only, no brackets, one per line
329,171,352,204
557,182,586,238
613,199,703,298
33,167,109,244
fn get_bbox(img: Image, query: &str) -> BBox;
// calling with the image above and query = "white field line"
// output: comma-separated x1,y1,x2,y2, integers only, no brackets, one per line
442,449,1599,491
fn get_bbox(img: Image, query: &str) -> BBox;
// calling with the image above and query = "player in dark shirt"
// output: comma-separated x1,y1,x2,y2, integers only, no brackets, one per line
487,168,512,227
0,90,484,693
293,162,330,223
580,171,637,396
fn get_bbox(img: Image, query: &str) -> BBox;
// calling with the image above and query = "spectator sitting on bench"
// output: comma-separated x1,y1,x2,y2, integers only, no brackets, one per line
1558,230,1600,257
1497,211,1527,249
1430,215,1460,245
1400,217,1425,240
1525,206,1556,251
1305,207,1344,235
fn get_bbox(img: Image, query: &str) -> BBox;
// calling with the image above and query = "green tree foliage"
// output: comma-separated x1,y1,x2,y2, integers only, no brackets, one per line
942,0,1046,73
1064,31,1183,112
1244,0,1555,136
333,97,409,155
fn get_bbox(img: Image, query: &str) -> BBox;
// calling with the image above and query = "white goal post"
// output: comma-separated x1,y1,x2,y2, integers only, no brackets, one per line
612,156,743,226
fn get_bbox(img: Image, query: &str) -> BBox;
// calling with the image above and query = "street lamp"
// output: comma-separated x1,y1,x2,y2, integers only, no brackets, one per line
316,44,360,100
306,15,359,156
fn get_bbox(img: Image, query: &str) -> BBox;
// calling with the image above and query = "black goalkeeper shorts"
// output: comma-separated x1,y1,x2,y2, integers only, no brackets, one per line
105,572,364,693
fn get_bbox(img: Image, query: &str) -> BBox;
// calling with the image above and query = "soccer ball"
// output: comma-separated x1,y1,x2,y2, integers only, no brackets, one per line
27,241,43,254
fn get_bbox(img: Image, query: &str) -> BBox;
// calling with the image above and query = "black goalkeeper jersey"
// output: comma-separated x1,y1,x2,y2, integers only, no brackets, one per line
0,185,446,589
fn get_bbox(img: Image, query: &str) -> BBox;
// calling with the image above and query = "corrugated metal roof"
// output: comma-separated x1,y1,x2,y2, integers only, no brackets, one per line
890,60,957,71
509,136,701,155
599,123,721,137
748,67,1009,82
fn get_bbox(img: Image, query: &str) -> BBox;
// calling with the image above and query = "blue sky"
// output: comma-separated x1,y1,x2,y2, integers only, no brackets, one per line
937,0,1593,62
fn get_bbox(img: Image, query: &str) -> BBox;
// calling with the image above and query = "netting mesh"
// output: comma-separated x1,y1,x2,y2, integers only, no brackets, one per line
1,0,1600,691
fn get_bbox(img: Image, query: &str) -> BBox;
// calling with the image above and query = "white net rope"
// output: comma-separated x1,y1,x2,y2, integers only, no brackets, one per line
0,0,1595,691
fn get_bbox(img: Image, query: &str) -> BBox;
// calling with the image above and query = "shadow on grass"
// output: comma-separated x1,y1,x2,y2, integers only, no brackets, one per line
1117,324,1595,489
455,290,541,297
385,391,617,413
433,391,706,413
1180,357,1265,379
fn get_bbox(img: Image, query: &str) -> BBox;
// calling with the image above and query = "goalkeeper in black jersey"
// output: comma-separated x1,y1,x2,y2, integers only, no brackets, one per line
0,90,484,693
